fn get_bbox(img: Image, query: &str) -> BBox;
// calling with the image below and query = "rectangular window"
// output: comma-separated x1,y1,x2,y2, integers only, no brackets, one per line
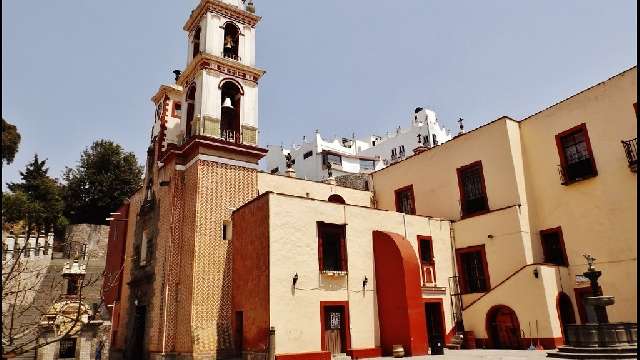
418,236,436,285
172,102,182,118
59,338,77,358
324,154,342,166
391,148,397,160
540,227,568,266
456,245,490,294
457,161,489,217
556,124,597,184
222,221,232,241
432,134,438,146
394,185,416,215
360,159,375,171
270,167,279,174
317,222,347,272
399,145,406,158
303,151,313,159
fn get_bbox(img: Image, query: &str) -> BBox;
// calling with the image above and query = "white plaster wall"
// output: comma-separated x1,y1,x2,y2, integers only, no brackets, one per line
267,194,454,354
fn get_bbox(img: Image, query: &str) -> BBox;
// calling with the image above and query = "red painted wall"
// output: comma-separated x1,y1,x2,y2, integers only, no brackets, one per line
102,202,130,312
232,194,271,354
372,231,428,356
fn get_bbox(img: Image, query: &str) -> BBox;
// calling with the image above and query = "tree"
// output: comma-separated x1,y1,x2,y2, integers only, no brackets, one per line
63,140,143,225
2,118,22,165
3,155,66,234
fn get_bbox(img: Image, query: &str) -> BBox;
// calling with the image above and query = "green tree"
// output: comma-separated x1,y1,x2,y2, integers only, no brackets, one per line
3,154,67,232
63,139,143,225
2,118,22,165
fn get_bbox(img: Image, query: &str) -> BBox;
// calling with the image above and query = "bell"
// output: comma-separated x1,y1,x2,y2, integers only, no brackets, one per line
222,97,233,109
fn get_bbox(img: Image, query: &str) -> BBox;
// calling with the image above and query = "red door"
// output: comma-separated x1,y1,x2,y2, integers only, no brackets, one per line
487,306,521,349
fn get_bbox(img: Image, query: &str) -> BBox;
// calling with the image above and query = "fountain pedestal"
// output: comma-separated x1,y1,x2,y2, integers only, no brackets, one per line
547,255,637,359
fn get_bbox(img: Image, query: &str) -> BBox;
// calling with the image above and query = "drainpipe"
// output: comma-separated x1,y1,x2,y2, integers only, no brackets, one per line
268,327,275,360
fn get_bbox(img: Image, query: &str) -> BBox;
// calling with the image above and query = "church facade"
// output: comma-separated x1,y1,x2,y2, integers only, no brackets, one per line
105,1,637,359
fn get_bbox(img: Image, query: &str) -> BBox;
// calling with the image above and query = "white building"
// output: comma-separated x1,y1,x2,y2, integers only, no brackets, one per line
264,107,452,181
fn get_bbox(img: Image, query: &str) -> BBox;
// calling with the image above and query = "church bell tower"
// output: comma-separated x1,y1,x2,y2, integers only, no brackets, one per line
178,0,265,153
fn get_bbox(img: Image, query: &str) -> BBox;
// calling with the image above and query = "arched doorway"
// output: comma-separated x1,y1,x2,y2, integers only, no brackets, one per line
486,305,521,349
557,292,576,343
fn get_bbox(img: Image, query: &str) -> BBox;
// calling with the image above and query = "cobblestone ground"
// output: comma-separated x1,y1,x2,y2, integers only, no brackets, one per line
370,349,551,359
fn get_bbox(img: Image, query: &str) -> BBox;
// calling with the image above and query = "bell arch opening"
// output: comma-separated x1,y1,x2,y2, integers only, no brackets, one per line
223,22,240,61
220,80,242,141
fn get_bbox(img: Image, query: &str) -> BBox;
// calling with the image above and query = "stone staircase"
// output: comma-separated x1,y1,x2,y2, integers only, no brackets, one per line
547,345,639,359
446,333,464,350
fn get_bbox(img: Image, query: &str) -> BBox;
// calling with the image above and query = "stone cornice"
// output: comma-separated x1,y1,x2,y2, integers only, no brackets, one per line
184,0,261,32
177,53,266,86
150,84,183,103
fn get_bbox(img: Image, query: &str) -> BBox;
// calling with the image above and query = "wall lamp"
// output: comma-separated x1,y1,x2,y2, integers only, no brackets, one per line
292,273,299,286
159,180,171,187
363,276,369,289
533,268,539,279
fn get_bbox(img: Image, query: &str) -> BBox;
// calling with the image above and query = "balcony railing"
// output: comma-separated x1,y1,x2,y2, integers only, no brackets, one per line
220,129,243,144
222,51,241,62
558,158,597,185
622,138,637,172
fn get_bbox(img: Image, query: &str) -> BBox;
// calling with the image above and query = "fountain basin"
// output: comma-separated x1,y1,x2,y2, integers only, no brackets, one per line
564,323,637,348
584,295,615,307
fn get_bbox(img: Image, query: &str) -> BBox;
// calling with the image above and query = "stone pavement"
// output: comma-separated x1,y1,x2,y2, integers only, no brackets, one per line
369,349,551,359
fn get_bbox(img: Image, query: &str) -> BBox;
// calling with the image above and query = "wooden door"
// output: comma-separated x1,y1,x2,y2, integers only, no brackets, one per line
425,302,445,351
488,306,521,349
323,306,345,354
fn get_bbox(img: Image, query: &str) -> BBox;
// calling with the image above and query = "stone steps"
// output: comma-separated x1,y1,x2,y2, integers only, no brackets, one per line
547,345,639,359
332,353,352,360
446,334,464,350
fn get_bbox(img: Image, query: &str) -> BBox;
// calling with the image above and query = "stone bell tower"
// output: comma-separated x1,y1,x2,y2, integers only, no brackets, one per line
149,0,268,359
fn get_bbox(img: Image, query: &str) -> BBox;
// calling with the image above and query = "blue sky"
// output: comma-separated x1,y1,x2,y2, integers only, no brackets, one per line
2,1,637,187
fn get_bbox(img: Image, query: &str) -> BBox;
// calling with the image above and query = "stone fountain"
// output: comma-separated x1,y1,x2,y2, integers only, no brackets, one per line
548,255,637,359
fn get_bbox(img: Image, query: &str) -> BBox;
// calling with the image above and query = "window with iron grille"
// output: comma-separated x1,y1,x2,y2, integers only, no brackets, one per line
540,227,568,266
59,338,77,358
456,246,489,293
303,151,313,159
270,167,279,174
556,124,597,183
457,161,489,217
395,185,416,215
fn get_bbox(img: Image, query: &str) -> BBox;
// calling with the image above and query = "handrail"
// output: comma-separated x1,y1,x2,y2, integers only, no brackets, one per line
462,262,561,311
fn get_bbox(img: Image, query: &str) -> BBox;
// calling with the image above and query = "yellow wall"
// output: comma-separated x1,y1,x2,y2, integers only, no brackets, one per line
520,67,637,323
371,117,525,221
258,172,373,207
266,193,453,354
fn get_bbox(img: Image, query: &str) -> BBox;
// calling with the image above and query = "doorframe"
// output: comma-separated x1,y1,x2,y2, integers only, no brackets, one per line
320,301,352,353
423,298,447,347
485,304,521,349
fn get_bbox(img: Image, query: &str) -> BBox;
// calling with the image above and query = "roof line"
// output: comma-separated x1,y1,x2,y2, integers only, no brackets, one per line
519,66,637,123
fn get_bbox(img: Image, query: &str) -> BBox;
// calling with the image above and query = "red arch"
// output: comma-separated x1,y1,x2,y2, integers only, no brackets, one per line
372,231,427,356
485,305,522,349
218,78,245,95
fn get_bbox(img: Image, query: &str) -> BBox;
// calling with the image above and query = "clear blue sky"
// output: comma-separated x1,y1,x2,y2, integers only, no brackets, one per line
2,1,637,188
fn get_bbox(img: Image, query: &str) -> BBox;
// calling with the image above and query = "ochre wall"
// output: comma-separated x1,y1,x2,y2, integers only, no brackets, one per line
257,172,372,207
232,194,271,354
371,117,525,221
265,194,453,356
520,67,637,323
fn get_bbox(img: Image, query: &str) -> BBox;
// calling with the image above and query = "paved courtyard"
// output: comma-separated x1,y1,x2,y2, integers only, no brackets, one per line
370,349,552,359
